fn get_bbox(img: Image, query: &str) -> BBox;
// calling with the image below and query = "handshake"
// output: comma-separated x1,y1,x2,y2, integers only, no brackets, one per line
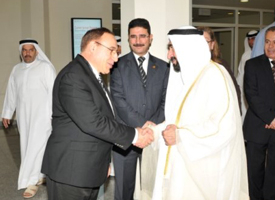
133,121,156,149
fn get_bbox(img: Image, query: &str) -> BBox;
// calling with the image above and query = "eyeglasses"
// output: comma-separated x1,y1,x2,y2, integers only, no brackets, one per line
95,41,118,56
129,34,150,40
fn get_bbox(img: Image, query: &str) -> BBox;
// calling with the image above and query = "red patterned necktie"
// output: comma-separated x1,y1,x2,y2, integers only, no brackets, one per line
272,60,275,84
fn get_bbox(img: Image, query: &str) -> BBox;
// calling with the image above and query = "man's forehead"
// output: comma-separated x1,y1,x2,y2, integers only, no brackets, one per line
129,27,148,34
22,44,36,49
265,31,275,40
98,34,117,49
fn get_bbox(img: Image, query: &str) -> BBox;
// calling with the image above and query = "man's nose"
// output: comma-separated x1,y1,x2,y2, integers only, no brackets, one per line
269,42,275,48
112,52,118,62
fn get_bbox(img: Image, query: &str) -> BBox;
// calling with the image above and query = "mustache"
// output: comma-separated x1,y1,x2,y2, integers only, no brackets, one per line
170,57,181,72
133,44,144,47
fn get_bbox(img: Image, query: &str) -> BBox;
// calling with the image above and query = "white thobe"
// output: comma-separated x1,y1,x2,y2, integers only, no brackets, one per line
2,59,56,189
140,62,249,200
236,38,251,121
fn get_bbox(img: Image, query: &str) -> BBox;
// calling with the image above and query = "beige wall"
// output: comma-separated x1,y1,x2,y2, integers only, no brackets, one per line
0,0,113,115
120,0,191,61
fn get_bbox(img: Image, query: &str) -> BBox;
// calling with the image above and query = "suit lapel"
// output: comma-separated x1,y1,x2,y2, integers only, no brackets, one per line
127,52,159,86
260,55,275,94
146,54,158,84
127,52,143,82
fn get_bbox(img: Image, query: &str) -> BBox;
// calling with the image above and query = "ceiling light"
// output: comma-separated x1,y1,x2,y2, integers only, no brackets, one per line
240,0,248,2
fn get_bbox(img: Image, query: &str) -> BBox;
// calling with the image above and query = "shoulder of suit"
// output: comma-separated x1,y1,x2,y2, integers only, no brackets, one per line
149,54,168,65
116,53,135,68
246,54,270,71
59,55,90,77
119,52,133,61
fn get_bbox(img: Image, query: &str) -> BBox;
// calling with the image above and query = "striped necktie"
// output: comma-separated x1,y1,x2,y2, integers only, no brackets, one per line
271,60,275,84
138,56,147,87
98,74,106,91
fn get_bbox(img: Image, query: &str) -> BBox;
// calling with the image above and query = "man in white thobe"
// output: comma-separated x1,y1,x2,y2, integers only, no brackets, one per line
2,39,56,198
236,30,258,121
140,26,249,200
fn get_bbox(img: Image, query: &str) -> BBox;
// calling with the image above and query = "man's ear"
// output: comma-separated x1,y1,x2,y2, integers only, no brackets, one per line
150,34,153,43
89,41,97,52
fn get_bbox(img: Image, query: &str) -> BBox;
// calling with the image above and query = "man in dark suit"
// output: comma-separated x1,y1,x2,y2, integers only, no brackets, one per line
244,26,275,200
110,18,169,200
41,27,153,200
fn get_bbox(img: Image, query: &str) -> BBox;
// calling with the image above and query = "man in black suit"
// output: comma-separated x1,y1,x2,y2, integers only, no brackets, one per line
41,27,153,200
110,18,169,200
244,26,275,200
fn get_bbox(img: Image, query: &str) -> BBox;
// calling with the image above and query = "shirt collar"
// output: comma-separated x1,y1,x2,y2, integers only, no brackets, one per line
88,61,100,79
133,52,149,62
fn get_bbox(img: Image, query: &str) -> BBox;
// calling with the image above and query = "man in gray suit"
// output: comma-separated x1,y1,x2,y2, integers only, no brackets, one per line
110,18,169,200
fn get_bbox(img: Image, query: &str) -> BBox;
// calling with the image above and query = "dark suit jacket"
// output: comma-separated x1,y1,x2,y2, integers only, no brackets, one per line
42,55,135,188
243,54,275,144
110,52,169,128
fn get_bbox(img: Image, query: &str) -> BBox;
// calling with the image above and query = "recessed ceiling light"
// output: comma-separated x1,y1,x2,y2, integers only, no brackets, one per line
241,0,248,2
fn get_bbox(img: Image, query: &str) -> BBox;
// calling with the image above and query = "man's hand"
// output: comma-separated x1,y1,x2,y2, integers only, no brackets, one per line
162,124,177,146
134,127,154,148
142,121,156,128
2,118,10,128
107,165,111,178
265,118,275,130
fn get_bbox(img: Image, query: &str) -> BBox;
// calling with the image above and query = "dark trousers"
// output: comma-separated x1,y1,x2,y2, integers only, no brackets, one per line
46,176,99,200
246,141,275,200
113,145,142,200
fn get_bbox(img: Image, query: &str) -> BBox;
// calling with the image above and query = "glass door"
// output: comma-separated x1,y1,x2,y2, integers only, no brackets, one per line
212,28,234,73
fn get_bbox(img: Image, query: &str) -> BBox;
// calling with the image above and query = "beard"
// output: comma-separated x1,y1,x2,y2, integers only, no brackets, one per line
170,57,180,72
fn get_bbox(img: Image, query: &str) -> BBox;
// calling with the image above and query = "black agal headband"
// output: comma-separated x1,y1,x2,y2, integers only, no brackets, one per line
19,39,38,45
168,29,203,35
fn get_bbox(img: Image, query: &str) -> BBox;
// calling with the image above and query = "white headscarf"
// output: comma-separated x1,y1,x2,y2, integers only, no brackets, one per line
236,30,258,121
19,38,55,71
115,36,121,46
165,26,211,123
244,30,258,55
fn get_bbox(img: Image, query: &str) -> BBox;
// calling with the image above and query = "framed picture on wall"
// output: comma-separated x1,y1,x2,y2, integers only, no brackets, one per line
71,18,102,59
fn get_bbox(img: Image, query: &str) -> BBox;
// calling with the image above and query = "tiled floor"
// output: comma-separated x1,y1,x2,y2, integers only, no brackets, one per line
0,126,115,200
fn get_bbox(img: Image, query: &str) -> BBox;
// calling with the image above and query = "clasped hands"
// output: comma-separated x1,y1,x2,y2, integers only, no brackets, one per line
134,121,178,148
133,121,157,148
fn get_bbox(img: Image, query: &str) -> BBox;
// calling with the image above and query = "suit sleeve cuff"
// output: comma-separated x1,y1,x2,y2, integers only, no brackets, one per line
132,128,138,144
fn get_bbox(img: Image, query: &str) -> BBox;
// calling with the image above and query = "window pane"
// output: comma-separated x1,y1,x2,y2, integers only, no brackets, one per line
239,11,260,25
193,8,235,23
263,12,274,26
112,3,120,20
112,24,121,36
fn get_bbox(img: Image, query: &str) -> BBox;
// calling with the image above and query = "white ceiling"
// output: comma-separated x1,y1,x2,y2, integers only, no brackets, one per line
193,0,275,11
